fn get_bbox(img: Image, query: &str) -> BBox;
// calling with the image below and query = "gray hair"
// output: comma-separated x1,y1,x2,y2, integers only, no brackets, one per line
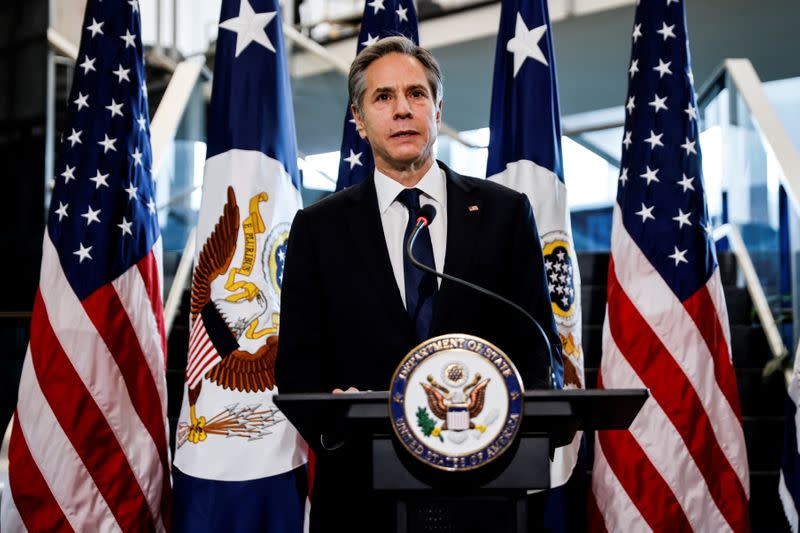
348,36,443,117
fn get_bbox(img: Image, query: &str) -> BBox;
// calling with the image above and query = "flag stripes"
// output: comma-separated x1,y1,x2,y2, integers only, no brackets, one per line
599,330,731,531
8,235,169,532
8,416,74,532
591,438,651,532
187,319,222,388
135,251,168,362
682,283,742,418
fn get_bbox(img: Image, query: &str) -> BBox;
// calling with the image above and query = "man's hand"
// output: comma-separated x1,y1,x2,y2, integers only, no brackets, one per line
332,387,360,393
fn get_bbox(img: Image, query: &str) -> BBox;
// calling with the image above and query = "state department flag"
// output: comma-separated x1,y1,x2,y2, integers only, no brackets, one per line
589,1,749,531
172,0,307,531
486,0,584,489
0,0,171,530
780,343,800,532
334,0,419,191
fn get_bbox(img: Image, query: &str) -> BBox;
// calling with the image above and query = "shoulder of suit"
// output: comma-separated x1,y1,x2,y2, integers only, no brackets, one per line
451,172,528,204
297,180,365,220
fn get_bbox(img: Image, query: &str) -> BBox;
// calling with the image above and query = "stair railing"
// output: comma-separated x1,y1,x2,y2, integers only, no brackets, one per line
713,224,789,363
698,59,800,379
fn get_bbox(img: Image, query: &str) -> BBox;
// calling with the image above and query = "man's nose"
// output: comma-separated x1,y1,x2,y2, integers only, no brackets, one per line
393,95,413,119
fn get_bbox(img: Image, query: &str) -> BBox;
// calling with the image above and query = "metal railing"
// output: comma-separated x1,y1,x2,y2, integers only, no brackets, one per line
713,224,789,361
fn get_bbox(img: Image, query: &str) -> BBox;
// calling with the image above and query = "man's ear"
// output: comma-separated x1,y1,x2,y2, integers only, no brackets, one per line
435,99,442,128
351,105,367,140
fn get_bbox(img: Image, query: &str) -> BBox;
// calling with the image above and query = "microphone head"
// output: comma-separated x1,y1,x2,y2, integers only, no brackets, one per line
417,204,437,226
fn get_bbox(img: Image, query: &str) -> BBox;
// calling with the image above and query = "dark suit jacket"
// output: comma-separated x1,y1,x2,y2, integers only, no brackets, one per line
275,162,562,530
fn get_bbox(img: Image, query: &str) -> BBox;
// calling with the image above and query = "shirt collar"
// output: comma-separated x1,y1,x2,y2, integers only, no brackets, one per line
374,162,446,214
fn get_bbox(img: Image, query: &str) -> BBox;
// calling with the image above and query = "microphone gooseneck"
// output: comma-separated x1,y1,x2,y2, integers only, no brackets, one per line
405,211,558,390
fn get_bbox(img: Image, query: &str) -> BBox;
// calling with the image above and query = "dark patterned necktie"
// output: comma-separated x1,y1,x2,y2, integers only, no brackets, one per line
397,188,438,342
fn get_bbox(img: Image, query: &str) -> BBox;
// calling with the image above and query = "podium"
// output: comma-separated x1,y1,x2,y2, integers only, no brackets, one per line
275,389,648,532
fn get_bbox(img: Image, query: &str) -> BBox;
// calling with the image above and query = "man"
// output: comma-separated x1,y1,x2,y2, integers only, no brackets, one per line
276,36,561,531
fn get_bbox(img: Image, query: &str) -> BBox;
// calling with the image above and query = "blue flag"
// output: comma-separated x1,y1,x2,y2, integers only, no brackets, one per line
334,0,419,191
172,0,307,531
486,0,583,490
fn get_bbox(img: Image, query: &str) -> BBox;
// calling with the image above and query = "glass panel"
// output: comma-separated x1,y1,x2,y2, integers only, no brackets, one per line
698,72,799,351
153,77,208,295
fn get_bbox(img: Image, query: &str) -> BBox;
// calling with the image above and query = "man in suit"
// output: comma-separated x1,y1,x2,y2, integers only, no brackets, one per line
275,36,561,532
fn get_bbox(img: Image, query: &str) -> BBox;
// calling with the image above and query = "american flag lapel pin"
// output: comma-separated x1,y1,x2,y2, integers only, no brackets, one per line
468,205,479,212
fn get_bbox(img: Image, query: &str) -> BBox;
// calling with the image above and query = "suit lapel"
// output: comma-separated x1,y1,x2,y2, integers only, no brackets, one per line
346,177,411,330
432,163,481,333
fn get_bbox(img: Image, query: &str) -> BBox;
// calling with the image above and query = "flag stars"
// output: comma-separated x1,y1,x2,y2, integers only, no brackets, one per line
626,96,636,114
685,103,698,120
54,202,69,221
632,23,643,43
61,165,76,183
218,0,277,56
636,203,655,223
128,0,140,12
640,165,660,184
131,147,144,166
74,243,93,263
343,149,363,169
125,183,139,201
629,59,639,78
622,131,632,150
89,170,110,189
677,174,695,192
81,205,101,226
668,246,689,266
673,208,692,228
666,0,680,5
649,93,668,113
113,64,131,83
74,92,90,110
79,55,96,74
681,137,697,156
368,0,385,14
147,198,156,214
506,14,549,77
86,18,104,37
137,113,147,131
98,134,117,153
644,130,664,149
120,28,137,48
619,167,629,186
656,22,677,40
141,81,148,99
118,217,133,236
396,4,408,21
106,99,124,118
362,33,379,48
653,59,672,78
67,128,82,147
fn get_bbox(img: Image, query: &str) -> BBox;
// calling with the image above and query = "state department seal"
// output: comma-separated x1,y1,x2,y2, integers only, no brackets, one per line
389,334,524,472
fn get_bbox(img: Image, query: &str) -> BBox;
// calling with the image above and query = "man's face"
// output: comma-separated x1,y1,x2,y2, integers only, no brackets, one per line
352,53,442,174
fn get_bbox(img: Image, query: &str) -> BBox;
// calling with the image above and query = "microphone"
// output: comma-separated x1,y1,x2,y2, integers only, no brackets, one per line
406,206,558,389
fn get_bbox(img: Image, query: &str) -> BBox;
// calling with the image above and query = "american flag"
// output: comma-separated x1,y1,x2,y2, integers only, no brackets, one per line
171,0,307,531
0,0,170,531
334,0,418,191
589,1,750,531
486,0,583,490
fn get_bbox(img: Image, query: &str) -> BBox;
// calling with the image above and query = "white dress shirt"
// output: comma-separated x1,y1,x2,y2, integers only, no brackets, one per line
374,163,447,308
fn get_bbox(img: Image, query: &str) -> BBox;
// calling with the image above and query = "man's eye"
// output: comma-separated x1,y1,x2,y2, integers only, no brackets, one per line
411,90,425,98
377,94,390,101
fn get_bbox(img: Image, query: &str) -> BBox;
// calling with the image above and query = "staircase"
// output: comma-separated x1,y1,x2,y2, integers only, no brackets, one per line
578,250,790,532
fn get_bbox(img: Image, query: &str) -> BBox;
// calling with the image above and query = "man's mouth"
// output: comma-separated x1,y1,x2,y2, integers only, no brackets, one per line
391,130,418,138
